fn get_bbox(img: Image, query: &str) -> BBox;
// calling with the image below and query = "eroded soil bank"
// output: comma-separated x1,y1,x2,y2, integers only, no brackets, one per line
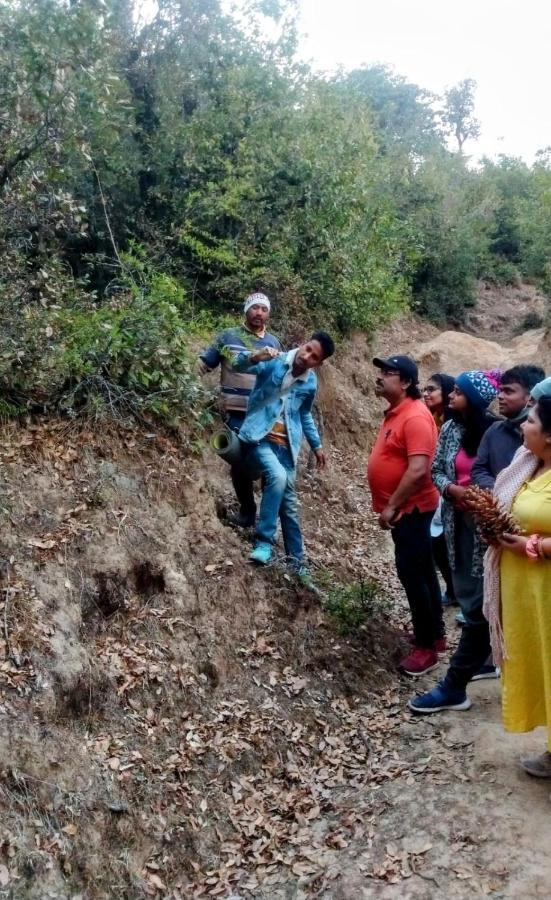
1,307,550,898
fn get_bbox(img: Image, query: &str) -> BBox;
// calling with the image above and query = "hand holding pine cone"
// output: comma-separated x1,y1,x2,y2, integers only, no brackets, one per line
463,485,521,542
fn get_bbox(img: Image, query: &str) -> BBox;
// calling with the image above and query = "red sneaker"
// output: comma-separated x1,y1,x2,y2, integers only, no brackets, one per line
399,647,439,676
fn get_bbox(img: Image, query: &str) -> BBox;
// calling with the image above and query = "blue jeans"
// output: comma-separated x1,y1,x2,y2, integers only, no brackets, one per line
246,440,304,566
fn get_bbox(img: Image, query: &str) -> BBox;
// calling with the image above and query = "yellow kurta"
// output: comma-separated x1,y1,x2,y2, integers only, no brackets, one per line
500,469,551,749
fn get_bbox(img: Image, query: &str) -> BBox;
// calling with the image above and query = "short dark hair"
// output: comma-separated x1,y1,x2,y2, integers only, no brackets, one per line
311,330,335,360
536,396,551,435
501,365,545,392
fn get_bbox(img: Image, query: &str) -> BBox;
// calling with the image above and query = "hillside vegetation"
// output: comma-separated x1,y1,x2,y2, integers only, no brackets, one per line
1,0,551,424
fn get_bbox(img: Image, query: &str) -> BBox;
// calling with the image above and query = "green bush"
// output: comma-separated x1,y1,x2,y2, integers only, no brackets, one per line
477,256,519,285
0,251,213,426
1,0,551,419
323,580,388,635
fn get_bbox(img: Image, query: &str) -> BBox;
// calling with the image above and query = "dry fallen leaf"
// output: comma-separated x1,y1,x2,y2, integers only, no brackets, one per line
147,873,166,891
27,538,56,550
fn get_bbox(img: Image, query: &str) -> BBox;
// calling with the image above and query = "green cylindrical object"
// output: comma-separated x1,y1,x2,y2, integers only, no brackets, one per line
210,428,243,465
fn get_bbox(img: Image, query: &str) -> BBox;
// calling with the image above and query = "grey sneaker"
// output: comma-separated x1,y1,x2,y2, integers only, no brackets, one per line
520,750,551,778
471,664,501,681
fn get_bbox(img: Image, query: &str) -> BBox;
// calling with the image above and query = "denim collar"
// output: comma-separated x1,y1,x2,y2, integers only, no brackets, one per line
284,348,310,381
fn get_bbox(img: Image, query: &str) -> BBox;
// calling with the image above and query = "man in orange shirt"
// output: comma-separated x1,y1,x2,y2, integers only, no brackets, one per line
367,355,445,675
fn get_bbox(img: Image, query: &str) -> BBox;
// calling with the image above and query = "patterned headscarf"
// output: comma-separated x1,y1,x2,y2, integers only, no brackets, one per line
455,369,502,409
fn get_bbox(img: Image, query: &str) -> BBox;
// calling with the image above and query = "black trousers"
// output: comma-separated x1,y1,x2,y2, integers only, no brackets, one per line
391,508,444,649
443,512,491,691
226,414,256,518
443,608,492,691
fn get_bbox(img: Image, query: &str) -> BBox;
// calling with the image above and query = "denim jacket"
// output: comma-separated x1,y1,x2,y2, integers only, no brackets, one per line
432,418,486,577
231,351,321,465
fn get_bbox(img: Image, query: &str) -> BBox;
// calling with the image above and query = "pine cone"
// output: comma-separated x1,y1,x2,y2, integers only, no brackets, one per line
463,485,520,541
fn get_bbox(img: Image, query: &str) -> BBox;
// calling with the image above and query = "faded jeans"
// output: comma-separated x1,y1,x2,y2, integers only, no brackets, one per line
246,440,304,566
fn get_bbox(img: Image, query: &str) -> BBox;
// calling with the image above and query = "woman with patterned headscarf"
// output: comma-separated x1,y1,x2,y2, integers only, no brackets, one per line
409,369,502,714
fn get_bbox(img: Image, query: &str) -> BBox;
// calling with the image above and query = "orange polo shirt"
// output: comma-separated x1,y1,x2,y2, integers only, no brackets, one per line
367,398,439,514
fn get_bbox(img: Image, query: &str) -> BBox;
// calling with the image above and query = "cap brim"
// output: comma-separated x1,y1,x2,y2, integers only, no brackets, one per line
372,356,418,382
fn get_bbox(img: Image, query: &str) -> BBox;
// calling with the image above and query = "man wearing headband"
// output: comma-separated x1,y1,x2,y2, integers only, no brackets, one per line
198,292,281,527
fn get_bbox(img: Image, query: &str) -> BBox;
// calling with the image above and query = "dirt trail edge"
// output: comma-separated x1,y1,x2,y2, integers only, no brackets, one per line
0,301,550,898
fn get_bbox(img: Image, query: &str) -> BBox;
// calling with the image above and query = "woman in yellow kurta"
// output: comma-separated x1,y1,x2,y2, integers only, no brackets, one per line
485,396,551,777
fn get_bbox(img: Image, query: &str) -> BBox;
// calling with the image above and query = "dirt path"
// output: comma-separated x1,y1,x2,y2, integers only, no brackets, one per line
316,629,551,898
299,431,551,899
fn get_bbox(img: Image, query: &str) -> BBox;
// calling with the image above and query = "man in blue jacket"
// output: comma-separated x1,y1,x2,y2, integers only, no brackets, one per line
198,292,282,527
231,331,335,576
472,364,545,490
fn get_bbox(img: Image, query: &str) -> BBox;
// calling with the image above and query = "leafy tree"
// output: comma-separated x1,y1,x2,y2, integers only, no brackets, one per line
442,78,481,153
515,151,551,288
342,64,442,157
0,0,550,425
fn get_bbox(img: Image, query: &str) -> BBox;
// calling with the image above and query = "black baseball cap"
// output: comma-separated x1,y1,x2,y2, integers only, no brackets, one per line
373,355,419,383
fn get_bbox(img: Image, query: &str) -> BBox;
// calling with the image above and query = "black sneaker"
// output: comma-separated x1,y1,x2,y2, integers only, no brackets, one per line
227,511,256,528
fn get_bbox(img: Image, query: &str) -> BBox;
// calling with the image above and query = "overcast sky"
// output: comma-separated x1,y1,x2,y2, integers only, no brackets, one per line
296,0,550,162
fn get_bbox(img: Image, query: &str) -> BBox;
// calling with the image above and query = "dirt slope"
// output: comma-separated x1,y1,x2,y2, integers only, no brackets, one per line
0,288,550,899
465,281,547,344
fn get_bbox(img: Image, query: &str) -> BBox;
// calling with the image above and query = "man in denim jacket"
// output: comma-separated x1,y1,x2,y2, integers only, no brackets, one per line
231,331,335,577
